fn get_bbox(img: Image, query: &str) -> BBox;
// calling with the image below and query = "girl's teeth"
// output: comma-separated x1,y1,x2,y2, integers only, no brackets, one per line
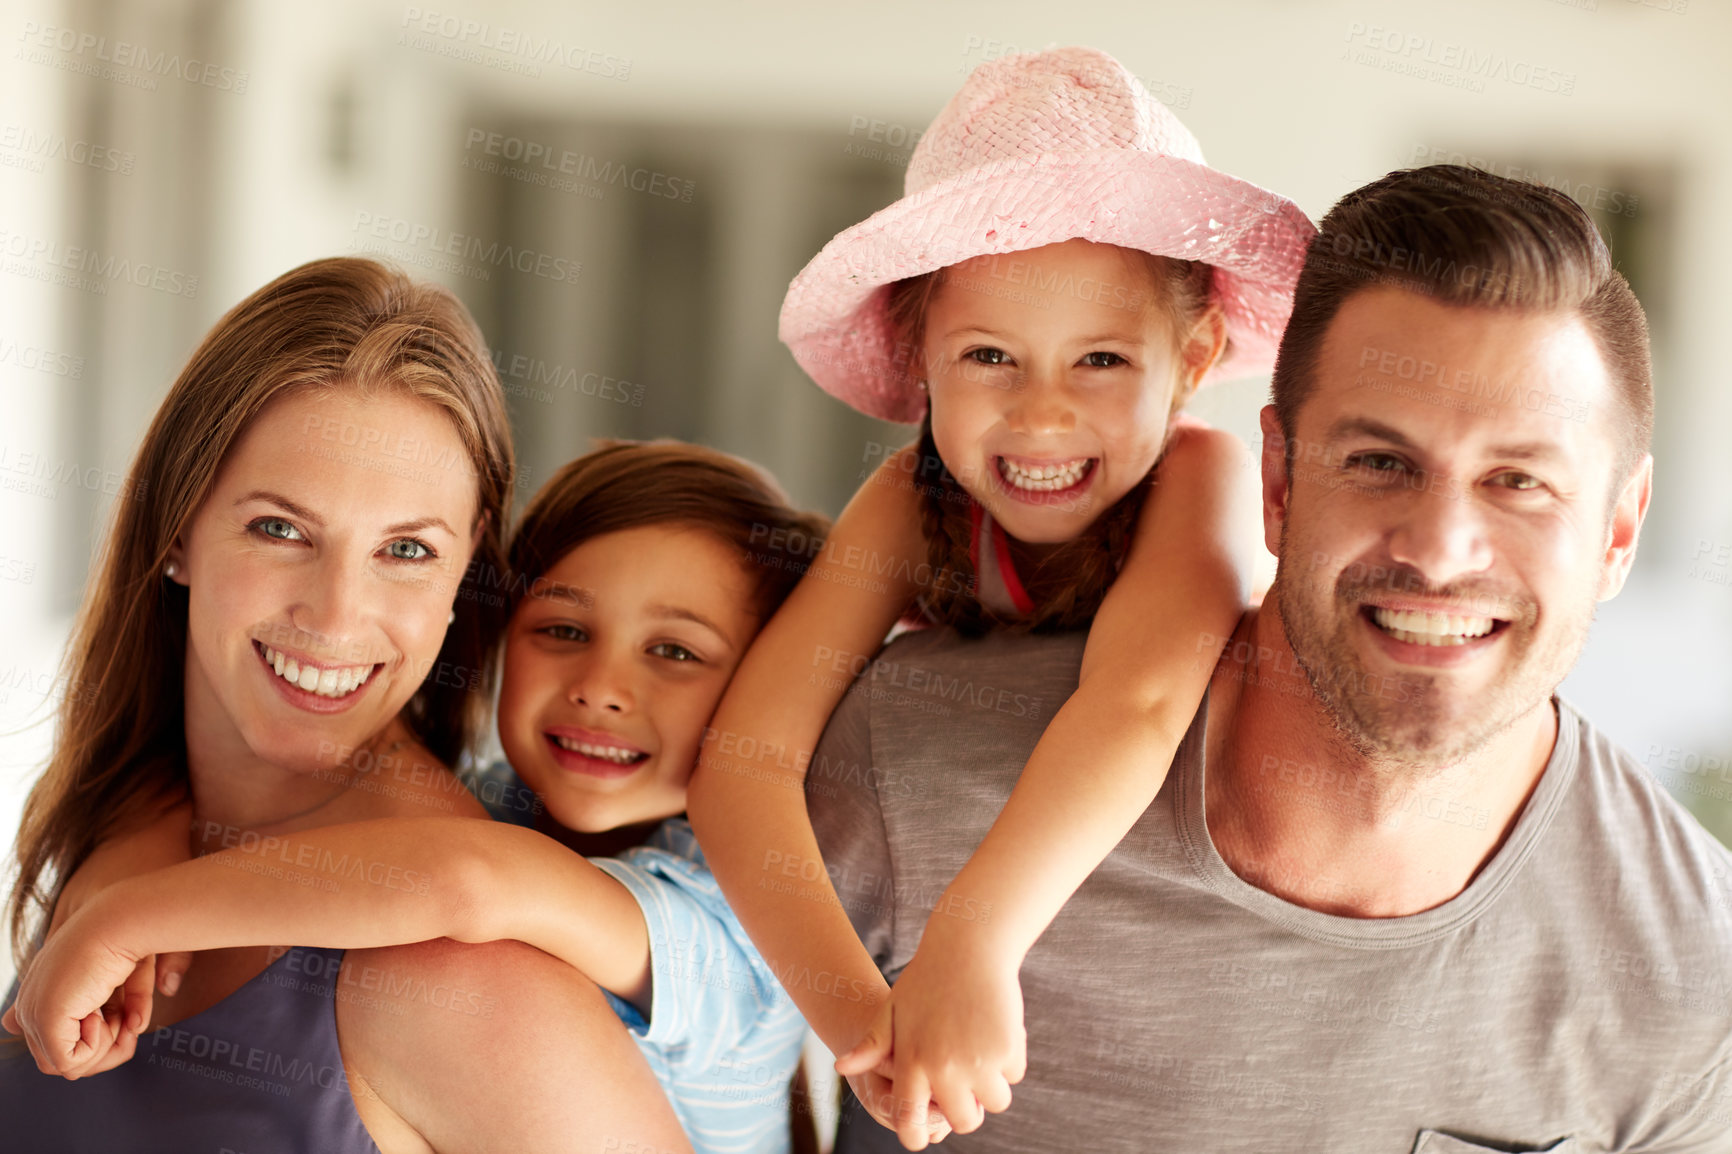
553,735,644,764
1000,457,1090,492
260,643,373,699
1371,608,1496,647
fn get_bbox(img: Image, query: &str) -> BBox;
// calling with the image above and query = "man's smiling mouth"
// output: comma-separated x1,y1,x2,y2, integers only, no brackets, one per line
1367,607,1503,647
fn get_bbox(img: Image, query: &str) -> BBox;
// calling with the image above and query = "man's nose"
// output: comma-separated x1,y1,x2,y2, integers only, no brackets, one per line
1385,476,1494,587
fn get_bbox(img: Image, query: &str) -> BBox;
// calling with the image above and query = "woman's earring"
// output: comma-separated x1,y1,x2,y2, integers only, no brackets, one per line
448,609,456,625
164,561,178,579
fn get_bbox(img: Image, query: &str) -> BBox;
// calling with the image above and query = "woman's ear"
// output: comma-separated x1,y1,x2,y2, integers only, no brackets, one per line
164,538,190,586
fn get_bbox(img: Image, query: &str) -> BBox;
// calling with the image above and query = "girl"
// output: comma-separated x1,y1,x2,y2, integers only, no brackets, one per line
0,257,690,1153
684,46,1315,1149
7,441,833,1154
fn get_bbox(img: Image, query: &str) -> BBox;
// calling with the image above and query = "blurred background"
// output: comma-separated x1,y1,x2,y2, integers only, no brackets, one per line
2,0,1727,1012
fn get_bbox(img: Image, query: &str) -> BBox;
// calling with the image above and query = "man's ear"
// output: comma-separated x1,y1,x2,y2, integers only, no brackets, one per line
1258,405,1290,558
1598,453,1653,601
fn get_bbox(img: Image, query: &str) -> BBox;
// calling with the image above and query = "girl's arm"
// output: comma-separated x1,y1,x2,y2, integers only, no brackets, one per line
684,444,941,1119
3,816,647,1078
871,421,1258,1147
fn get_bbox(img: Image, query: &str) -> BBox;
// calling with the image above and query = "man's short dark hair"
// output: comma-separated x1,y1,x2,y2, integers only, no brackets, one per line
1270,164,1653,481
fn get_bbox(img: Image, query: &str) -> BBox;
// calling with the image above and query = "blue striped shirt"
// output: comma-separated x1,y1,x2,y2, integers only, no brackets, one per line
468,761,807,1154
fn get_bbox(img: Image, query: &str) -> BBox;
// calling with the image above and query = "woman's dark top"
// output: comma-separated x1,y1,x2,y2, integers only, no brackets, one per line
1,945,380,1153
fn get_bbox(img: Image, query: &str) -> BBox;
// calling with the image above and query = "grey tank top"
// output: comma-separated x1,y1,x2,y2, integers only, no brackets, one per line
0,945,380,1153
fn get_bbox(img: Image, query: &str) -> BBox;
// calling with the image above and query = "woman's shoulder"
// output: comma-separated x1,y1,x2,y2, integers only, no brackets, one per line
336,936,687,1149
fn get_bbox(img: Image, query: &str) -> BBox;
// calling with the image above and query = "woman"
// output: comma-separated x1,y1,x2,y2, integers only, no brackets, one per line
0,257,692,1153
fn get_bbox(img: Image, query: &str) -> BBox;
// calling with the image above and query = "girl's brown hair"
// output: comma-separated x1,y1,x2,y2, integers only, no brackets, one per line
7,257,515,966
884,249,1219,633
506,439,831,626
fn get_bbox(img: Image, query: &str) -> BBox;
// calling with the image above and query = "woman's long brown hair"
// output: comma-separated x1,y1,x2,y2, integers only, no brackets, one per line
7,257,515,967
884,249,1221,634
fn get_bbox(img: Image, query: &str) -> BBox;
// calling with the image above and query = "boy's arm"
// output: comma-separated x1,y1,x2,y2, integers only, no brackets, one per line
876,422,1258,1145
5,816,649,1077
685,445,927,1056
46,796,192,932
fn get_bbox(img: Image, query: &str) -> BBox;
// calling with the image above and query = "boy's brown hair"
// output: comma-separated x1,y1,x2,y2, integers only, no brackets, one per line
506,439,831,626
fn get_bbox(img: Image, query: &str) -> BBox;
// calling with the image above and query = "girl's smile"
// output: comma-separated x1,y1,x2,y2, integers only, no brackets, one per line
993,454,1099,504
923,239,1186,544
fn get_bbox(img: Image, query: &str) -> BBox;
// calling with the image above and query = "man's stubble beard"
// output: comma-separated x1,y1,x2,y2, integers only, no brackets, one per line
1273,530,1596,780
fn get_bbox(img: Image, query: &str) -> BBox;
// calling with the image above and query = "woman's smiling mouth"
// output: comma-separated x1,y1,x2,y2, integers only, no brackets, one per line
254,640,380,709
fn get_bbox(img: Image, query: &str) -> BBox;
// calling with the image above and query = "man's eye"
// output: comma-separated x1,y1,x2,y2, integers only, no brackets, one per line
540,623,586,642
385,538,434,561
965,348,1010,366
1348,452,1406,474
1081,351,1125,368
252,517,304,541
1493,471,1543,491
650,642,700,663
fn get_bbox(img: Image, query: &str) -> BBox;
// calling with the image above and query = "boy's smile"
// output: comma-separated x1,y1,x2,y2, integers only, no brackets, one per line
498,524,760,832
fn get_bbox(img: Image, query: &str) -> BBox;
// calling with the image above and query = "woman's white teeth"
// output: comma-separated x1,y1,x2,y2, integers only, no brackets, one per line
260,643,373,698
999,457,1090,491
552,735,644,764
1372,608,1496,647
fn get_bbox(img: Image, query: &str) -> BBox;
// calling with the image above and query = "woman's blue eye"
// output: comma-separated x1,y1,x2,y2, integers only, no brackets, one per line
386,538,433,561
966,348,1010,366
254,517,303,541
1082,351,1125,368
650,642,699,663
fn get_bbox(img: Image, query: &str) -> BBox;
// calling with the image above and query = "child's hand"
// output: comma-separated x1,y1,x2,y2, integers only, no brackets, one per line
877,929,1027,1149
835,1001,952,1148
2,905,172,1079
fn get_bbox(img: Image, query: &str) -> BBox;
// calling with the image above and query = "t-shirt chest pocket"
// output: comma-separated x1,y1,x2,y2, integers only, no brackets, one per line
1412,1131,1579,1154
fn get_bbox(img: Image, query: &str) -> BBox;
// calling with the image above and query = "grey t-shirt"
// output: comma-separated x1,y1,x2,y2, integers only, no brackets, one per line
806,626,1732,1154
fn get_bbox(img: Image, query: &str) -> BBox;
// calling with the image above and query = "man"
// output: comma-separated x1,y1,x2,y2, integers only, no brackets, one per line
809,165,1732,1152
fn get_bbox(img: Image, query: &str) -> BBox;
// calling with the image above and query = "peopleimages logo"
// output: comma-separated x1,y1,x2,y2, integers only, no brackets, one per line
15,21,250,93
350,212,582,285
399,8,631,80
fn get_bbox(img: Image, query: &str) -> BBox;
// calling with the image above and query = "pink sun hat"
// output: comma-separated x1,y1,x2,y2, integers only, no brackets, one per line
779,46,1317,425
